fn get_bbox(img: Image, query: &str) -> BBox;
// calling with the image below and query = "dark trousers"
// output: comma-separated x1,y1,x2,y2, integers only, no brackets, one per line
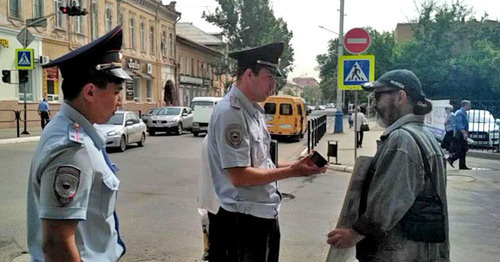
208,208,280,262
441,131,454,150
356,131,364,147
449,136,468,168
40,111,50,129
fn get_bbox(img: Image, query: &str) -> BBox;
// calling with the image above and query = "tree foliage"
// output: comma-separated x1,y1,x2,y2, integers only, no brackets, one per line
203,0,294,90
316,0,500,104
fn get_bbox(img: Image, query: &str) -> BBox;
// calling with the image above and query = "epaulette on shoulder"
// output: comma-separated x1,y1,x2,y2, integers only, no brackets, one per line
68,122,86,144
229,95,241,109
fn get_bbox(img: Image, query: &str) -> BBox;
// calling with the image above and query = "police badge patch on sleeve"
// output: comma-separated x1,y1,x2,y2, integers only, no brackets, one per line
226,124,243,148
53,166,81,205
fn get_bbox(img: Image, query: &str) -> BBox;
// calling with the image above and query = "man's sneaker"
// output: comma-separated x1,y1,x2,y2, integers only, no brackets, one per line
447,158,455,168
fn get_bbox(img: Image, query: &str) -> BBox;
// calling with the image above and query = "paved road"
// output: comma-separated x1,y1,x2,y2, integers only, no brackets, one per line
1,123,499,261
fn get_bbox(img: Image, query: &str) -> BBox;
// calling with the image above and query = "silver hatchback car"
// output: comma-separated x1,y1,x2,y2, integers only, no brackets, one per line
96,111,147,152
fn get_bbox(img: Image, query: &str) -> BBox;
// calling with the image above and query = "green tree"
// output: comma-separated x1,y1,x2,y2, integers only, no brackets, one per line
203,0,294,90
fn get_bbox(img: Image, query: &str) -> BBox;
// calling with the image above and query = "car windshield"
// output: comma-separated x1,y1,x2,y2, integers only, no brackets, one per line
147,108,160,115
191,101,214,110
159,108,181,115
105,114,124,125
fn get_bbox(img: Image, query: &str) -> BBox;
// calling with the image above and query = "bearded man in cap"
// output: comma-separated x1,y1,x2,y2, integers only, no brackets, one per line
205,42,327,261
27,26,130,261
327,69,449,261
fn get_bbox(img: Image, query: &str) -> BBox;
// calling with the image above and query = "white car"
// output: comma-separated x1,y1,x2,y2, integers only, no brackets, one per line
97,111,147,152
467,109,500,148
147,106,193,136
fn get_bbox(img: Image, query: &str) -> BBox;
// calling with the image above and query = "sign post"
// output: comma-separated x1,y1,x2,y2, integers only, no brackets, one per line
16,26,34,134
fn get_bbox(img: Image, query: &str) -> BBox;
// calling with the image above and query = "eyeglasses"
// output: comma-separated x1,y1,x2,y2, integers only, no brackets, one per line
373,89,400,100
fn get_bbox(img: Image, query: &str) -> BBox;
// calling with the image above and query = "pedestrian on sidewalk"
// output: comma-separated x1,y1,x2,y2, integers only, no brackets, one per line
352,106,367,148
441,105,455,151
447,100,471,169
327,69,449,261
38,98,51,129
27,26,130,261
206,42,328,262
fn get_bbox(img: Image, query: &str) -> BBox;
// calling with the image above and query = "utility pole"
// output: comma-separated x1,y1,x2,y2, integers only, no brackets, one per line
334,0,345,133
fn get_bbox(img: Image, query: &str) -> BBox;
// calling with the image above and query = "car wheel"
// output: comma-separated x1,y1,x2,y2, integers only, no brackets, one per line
119,136,127,152
138,133,146,147
193,132,199,137
148,130,155,136
176,123,183,135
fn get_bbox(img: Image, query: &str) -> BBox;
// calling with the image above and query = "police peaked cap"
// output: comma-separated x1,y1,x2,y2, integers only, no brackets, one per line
229,42,285,76
43,26,131,80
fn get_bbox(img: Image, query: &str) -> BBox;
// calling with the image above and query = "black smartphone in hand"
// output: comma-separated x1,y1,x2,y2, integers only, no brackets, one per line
310,151,328,167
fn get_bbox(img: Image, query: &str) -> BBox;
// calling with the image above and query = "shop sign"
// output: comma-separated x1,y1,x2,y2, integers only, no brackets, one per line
127,59,140,70
0,38,9,48
180,75,203,85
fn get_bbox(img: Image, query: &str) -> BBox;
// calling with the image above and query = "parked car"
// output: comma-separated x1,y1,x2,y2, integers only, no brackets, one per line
326,103,335,109
96,111,147,152
147,106,193,136
141,107,161,124
467,109,500,149
315,105,326,110
190,97,222,137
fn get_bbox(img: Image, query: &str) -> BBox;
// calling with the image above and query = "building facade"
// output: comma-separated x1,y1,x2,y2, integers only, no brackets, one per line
176,23,227,107
0,0,180,128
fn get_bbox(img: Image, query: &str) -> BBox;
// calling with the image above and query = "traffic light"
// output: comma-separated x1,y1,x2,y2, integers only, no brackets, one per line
2,70,10,83
59,5,87,16
19,70,28,84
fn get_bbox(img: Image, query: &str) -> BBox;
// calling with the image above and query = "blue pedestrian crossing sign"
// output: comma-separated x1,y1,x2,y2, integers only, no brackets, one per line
338,55,375,90
15,48,34,70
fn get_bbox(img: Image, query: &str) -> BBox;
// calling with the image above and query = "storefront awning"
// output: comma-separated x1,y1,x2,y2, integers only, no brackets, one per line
134,70,153,80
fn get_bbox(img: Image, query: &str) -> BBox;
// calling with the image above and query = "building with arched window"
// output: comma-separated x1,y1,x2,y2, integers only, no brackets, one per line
0,0,180,129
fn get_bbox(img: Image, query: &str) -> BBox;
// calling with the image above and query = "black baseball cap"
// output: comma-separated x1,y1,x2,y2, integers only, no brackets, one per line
229,42,285,76
362,69,426,100
43,26,131,81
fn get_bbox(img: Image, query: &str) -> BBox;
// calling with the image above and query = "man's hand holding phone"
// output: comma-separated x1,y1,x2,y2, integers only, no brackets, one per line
290,150,329,177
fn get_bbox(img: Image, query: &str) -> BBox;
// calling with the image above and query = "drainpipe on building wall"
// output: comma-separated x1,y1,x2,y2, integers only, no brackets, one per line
173,14,181,106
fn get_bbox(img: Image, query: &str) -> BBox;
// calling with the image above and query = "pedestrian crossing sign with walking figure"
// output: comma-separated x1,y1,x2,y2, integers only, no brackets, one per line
338,55,375,90
15,48,34,70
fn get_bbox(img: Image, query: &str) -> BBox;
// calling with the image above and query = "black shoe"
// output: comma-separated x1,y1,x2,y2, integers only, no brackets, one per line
459,166,472,170
447,158,455,168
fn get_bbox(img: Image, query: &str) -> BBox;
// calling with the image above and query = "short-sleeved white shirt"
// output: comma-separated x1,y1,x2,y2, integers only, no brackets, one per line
27,102,124,261
207,86,280,219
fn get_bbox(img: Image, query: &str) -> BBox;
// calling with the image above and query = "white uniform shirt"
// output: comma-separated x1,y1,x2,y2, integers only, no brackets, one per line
207,86,280,219
27,102,124,261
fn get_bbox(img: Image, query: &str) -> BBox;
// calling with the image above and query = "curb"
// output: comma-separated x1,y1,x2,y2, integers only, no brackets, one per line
329,164,354,173
0,136,40,145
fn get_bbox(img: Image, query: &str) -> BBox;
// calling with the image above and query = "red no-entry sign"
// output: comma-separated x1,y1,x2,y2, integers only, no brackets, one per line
344,28,371,54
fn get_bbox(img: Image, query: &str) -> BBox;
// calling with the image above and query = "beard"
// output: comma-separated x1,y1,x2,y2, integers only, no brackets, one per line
375,101,400,128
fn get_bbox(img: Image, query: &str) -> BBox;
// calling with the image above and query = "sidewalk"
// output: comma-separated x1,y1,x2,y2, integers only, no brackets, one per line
310,117,500,172
303,117,382,172
0,127,42,145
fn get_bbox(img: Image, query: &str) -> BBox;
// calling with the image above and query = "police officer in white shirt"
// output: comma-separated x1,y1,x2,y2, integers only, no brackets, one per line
206,42,328,261
27,26,131,261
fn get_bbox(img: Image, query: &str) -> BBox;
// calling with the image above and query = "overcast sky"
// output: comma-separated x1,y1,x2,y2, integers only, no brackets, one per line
164,0,500,81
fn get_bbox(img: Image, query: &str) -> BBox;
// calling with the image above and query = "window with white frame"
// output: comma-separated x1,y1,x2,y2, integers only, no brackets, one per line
75,0,84,34
9,0,21,19
147,80,153,101
161,31,167,57
54,0,65,28
186,58,191,75
105,6,113,32
150,26,155,55
34,0,43,18
129,18,135,49
133,78,141,101
91,2,98,40
140,21,145,52
169,33,174,57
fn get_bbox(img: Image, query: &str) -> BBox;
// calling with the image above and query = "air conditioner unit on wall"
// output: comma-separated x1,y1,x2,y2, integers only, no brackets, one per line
40,56,50,65
147,64,153,75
